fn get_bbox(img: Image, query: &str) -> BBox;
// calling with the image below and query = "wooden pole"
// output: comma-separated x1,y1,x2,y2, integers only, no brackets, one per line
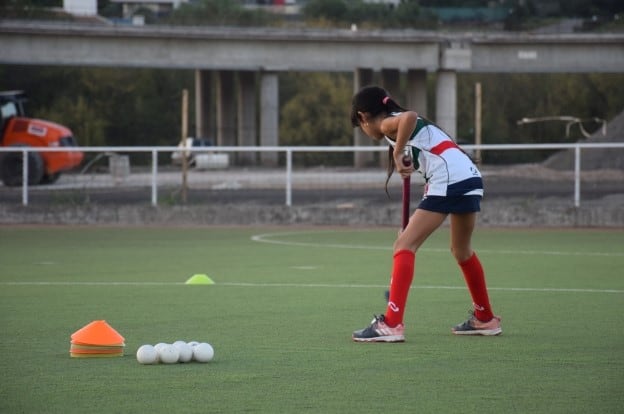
474,82,482,165
181,88,189,203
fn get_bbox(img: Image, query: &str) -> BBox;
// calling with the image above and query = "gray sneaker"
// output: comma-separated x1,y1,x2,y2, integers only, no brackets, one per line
352,315,405,343
452,313,502,336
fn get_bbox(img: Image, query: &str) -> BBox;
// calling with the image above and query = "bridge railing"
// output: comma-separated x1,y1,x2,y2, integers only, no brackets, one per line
1,143,622,208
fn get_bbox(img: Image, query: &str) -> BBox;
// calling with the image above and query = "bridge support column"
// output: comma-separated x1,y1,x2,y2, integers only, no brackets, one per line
381,68,401,101
380,68,402,167
237,71,257,165
435,69,457,139
216,70,237,147
260,71,279,166
407,69,427,117
353,68,374,168
194,69,214,142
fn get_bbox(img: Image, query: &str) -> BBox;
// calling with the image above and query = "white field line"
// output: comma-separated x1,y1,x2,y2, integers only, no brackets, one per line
1,281,622,294
250,232,624,257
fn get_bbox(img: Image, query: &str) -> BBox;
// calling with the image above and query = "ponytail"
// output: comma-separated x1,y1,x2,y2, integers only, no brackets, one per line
351,86,407,127
381,95,407,114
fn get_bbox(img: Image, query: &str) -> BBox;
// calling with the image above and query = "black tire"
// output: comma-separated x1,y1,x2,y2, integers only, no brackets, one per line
0,146,45,186
40,172,61,185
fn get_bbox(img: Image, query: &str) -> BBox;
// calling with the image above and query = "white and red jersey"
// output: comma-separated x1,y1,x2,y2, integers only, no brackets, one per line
385,116,483,197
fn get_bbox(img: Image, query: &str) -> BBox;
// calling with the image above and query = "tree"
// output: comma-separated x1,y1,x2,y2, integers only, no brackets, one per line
302,0,349,23
166,0,270,26
280,72,352,165
303,0,423,29
37,95,108,147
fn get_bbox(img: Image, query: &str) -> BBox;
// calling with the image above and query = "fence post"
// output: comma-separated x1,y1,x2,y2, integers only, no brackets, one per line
151,150,158,207
574,145,581,208
22,149,28,206
286,149,292,207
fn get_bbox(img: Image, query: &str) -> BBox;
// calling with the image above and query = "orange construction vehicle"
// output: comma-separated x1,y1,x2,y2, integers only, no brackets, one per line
0,90,84,186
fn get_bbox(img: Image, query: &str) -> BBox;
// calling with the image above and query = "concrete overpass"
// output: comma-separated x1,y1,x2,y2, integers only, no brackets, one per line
1,20,622,165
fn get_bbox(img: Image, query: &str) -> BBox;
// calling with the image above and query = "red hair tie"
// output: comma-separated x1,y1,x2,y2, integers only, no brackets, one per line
382,96,390,105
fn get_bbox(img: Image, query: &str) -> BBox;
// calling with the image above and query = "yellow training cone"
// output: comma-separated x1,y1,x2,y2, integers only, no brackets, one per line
185,274,215,285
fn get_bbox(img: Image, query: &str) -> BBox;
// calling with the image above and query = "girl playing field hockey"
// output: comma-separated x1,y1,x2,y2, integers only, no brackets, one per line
350,85,501,342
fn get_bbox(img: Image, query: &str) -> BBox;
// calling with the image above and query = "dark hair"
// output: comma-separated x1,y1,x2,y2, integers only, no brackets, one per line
350,85,407,127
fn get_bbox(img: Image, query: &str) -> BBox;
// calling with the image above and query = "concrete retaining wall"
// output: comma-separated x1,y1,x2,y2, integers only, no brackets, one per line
1,195,623,227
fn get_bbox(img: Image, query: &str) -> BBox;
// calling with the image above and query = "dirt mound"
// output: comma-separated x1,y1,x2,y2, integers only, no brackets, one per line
544,109,624,170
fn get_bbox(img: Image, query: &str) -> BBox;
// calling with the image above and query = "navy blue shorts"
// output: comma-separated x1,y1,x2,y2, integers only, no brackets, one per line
417,195,481,214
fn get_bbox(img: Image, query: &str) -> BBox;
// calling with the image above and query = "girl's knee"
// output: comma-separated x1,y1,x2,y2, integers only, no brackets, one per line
394,241,416,253
450,246,472,263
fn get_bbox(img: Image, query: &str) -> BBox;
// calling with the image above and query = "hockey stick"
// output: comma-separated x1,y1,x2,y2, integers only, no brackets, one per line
401,146,413,229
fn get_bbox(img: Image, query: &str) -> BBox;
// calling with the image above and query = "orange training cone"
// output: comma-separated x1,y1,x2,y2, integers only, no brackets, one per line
71,320,125,346
70,320,125,358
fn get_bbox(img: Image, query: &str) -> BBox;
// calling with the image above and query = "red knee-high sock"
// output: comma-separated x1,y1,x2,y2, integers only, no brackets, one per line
384,250,415,327
459,252,494,322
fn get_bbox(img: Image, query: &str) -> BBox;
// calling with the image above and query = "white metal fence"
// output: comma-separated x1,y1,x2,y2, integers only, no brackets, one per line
1,143,623,207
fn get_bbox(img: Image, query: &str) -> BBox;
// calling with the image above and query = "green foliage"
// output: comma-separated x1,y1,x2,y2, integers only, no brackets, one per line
165,0,271,26
37,95,108,147
420,0,491,6
1,0,61,8
559,0,624,17
395,1,422,27
280,72,353,165
303,0,424,29
2,0,623,28
303,0,349,23
97,0,121,18
0,0,65,19
420,0,623,16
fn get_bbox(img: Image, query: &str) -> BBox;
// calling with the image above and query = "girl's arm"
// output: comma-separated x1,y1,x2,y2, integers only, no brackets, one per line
381,111,418,176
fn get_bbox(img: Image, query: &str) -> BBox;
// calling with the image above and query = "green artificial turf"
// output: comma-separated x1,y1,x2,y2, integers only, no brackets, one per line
0,226,622,413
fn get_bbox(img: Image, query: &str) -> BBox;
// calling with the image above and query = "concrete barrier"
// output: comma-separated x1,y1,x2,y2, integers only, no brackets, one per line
1,195,622,227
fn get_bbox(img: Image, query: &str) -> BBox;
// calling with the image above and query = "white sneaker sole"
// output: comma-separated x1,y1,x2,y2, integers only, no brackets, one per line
452,328,502,336
352,335,405,343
